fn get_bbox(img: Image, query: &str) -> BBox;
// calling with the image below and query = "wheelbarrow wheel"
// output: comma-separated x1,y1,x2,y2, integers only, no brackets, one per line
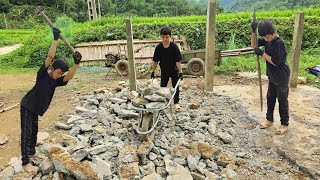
186,58,204,76
115,60,128,76
141,112,156,142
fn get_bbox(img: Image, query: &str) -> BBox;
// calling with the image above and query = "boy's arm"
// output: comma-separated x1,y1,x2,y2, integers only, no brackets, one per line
45,28,61,68
261,53,276,66
176,61,182,73
151,61,158,72
63,64,79,82
45,40,57,68
63,51,82,82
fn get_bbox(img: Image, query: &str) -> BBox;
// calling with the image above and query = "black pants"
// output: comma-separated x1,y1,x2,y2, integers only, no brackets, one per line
266,81,289,126
20,105,38,165
161,71,179,104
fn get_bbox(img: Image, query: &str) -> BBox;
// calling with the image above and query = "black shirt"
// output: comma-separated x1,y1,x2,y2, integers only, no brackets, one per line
21,64,68,116
258,37,290,84
153,42,182,74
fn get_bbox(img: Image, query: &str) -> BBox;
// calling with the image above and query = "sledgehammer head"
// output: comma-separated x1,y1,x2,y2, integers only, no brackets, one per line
35,6,44,16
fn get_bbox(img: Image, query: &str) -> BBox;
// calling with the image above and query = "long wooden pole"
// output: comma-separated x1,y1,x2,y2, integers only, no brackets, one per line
253,10,263,112
126,18,137,91
204,0,216,92
3,12,8,29
290,13,305,88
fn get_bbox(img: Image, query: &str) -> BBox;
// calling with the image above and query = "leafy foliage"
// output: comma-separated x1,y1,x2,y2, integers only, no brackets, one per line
0,8,319,89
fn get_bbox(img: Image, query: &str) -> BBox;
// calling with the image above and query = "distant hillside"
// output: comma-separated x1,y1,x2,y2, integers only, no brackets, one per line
220,0,320,12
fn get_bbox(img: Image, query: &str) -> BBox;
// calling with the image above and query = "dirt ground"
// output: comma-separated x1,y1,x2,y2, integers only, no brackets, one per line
0,70,319,176
0,44,22,56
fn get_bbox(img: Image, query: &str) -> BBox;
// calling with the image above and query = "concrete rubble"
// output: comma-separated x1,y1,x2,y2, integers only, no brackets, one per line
0,80,316,179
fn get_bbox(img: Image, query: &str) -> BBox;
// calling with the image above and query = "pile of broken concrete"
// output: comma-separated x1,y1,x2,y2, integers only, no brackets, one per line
0,80,308,179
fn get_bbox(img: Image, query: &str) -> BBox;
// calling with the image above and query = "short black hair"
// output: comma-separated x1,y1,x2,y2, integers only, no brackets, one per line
52,59,69,72
258,20,276,37
160,26,171,36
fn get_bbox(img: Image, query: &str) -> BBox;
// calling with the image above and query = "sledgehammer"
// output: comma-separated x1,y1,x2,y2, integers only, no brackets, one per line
35,6,75,53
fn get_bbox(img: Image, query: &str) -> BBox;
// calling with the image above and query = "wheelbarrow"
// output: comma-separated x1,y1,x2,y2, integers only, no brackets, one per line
130,78,181,141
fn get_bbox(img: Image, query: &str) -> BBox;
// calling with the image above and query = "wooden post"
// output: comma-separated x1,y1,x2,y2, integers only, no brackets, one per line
290,13,305,88
97,0,101,19
204,0,216,92
126,18,137,91
3,12,8,29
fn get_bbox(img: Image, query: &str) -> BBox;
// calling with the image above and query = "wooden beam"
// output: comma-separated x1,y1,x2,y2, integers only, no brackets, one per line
3,12,8,29
290,13,305,88
126,18,137,91
204,0,216,92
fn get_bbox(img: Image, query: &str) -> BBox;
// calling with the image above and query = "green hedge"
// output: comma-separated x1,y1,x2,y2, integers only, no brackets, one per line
1,8,320,68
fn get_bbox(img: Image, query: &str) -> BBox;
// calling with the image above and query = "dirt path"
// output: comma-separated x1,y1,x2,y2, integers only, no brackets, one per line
0,70,123,167
0,71,319,176
0,44,22,56
209,75,320,176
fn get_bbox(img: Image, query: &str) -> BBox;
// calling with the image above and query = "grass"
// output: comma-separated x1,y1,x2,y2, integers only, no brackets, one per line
0,67,37,74
0,29,35,47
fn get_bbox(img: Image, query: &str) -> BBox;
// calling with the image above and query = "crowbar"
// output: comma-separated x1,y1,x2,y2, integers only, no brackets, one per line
253,10,263,112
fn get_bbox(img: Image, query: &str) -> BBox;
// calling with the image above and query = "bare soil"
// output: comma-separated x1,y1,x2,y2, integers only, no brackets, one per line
0,70,319,176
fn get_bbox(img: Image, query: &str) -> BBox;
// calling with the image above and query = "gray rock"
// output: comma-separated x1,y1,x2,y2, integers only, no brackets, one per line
72,148,89,162
149,152,158,161
217,131,232,144
138,141,154,164
53,171,63,180
55,122,72,130
141,172,162,180
90,145,107,155
145,102,166,109
155,87,171,99
109,98,127,104
0,166,14,180
118,162,140,179
173,158,187,165
75,106,89,113
187,155,198,171
191,172,206,180
82,109,98,118
236,152,247,158
160,149,167,156
67,115,83,124
8,157,24,174
208,121,217,135
61,134,79,147
70,126,81,136
0,133,9,145
164,156,192,180
79,124,93,132
37,132,50,145
144,94,166,102
40,159,55,175
92,157,112,179
226,169,238,179
110,104,121,114
153,159,165,167
88,98,99,105
118,109,139,118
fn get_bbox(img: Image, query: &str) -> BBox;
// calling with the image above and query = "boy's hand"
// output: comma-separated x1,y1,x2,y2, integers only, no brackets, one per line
179,73,183,80
53,27,61,40
254,47,264,56
150,72,155,79
73,51,82,64
251,21,258,32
